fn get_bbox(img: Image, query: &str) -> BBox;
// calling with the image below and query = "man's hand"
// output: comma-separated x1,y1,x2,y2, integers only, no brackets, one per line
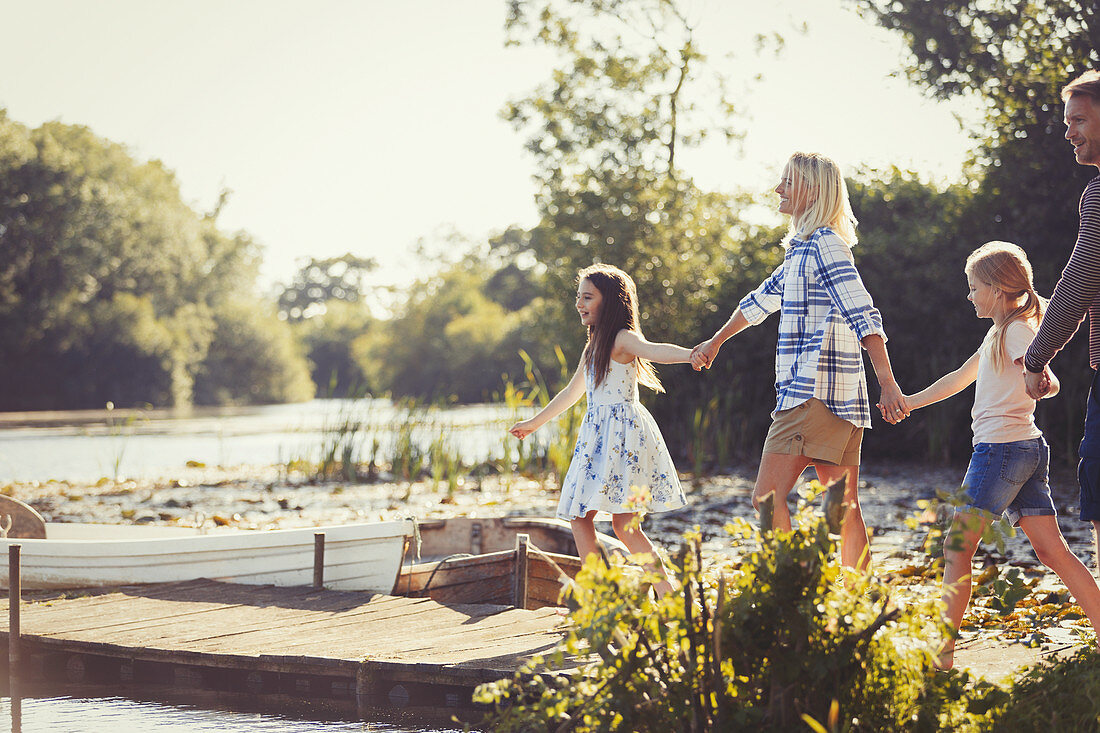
1024,366,1053,400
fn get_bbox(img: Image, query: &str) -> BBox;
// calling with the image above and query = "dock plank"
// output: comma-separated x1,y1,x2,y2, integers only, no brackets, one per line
2,580,576,686
174,597,494,650
186,604,524,659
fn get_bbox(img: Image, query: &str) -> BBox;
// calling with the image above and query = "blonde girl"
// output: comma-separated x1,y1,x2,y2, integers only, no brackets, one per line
691,152,907,571
902,241,1100,669
509,264,691,596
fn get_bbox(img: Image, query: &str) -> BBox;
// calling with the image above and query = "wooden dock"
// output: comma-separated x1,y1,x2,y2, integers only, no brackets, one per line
0,578,575,719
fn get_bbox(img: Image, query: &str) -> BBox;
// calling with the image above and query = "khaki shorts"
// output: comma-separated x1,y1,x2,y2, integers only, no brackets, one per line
762,398,863,466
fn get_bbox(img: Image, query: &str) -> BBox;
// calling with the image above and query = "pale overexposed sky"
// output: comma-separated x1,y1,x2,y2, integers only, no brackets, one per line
0,0,980,294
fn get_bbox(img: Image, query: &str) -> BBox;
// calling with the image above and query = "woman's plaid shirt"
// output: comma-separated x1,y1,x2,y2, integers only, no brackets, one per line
738,226,887,429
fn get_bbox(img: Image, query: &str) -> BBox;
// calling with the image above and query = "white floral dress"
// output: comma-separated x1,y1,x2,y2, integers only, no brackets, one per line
557,358,686,521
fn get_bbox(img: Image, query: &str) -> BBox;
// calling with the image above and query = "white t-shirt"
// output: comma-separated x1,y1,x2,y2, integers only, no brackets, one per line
971,320,1043,445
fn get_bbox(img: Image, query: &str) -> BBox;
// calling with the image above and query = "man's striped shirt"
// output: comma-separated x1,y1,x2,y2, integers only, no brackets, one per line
1025,176,1100,372
739,226,887,429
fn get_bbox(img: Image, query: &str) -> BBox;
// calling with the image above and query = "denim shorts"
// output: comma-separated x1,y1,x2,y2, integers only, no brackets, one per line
1078,368,1100,521
960,437,1056,526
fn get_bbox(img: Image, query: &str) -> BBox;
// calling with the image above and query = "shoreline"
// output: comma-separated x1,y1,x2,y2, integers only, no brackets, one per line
6,460,1098,683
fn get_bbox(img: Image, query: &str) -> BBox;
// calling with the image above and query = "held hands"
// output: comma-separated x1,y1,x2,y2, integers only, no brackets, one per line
690,340,717,371
1023,366,1053,400
875,382,910,425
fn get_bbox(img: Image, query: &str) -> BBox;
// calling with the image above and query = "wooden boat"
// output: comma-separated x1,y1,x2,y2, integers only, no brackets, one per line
0,495,415,592
396,516,627,609
0,495,626,608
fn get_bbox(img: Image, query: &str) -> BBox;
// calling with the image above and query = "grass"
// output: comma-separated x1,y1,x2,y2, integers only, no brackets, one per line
292,346,732,501
102,401,149,482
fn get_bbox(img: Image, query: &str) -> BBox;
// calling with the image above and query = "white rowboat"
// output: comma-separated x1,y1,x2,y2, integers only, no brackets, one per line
0,496,414,592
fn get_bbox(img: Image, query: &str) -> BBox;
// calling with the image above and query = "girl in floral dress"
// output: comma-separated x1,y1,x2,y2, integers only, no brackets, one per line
509,264,691,596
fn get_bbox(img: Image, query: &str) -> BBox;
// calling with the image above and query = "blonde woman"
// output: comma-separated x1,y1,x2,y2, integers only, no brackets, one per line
691,152,907,571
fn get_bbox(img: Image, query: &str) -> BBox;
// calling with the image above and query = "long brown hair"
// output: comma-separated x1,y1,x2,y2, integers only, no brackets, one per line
965,241,1045,373
577,264,663,392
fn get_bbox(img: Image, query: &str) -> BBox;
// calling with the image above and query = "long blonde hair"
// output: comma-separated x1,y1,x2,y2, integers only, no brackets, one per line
577,264,663,393
784,152,859,246
965,241,1045,373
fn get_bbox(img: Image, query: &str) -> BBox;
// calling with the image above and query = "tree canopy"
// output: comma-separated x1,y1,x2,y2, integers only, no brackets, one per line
845,0,1100,461
276,253,378,322
0,111,313,409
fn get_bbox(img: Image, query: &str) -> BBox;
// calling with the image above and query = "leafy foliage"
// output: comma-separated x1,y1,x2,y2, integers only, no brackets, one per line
0,110,310,409
276,253,377,322
296,300,375,398
191,299,314,406
476,484,981,732
357,248,549,402
979,647,1100,730
845,0,1100,464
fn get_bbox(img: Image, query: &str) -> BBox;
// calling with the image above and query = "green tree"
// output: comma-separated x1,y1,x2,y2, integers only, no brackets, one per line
0,110,304,410
298,300,374,397
277,254,379,396
500,0,747,328
848,169,982,462
358,251,541,402
848,0,1099,461
276,253,377,322
192,299,315,406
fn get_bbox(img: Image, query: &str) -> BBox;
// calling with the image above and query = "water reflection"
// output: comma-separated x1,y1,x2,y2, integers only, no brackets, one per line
2,693,465,732
0,399,529,483
9,679,20,733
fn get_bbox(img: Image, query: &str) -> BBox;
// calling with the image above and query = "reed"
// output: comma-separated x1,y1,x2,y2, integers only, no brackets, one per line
389,398,427,482
427,426,464,497
299,343,740,493
315,389,376,482
502,348,583,487
102,401,148,483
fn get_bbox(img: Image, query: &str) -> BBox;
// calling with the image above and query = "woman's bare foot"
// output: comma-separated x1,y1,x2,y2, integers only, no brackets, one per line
933,642,955,672
653,578,676,598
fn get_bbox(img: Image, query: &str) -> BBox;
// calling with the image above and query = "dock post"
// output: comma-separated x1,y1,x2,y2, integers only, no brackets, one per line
513,533,530,610
9,544,20,681
313,532,325,589
355,662,377,715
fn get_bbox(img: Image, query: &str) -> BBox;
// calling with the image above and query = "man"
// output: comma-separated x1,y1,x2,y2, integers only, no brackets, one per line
1023,70,1100,572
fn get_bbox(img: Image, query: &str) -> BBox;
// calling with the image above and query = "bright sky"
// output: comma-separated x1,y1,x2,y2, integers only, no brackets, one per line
0,0,980,295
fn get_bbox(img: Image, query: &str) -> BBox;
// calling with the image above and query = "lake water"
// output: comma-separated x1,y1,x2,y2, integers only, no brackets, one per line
0,399,525,484
2,693,465,732
0,399,519,731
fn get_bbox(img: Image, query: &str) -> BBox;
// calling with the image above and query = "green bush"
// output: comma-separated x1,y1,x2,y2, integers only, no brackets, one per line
979,647,1100,731
475,484,983,731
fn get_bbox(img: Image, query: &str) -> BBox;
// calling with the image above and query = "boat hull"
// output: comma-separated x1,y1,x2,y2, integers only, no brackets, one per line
1,520,415,592
399,516,622,608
